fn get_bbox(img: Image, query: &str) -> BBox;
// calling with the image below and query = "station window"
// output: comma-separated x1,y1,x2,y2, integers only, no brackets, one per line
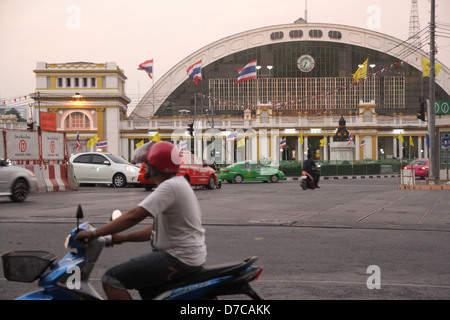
270,31,284,41
83,78,88,87
91,77,96,88
66,78,71,87
328,30,342,39
64,112,91,129
57,78,63,88
309,29,323,38
289,30,303,38
74,78,80,88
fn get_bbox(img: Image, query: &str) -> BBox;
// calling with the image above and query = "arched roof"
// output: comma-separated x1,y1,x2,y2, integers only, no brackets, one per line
132,22,450,118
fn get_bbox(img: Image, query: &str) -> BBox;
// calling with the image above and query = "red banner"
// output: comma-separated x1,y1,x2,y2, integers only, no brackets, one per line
40,112,56,131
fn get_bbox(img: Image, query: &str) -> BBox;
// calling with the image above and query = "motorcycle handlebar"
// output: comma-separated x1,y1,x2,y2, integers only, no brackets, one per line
103,235,113,247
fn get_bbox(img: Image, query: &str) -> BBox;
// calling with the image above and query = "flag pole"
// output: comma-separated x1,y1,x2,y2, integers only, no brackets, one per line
428,0,438,184
152,58,155,116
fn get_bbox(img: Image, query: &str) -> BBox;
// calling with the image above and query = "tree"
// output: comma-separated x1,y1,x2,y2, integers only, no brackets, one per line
5,109,26,122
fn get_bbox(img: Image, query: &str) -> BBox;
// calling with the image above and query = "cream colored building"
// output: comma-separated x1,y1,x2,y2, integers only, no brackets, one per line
32,61,130,156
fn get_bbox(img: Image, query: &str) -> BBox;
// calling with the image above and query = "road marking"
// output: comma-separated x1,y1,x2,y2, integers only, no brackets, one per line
418,191,448,224
258,279,450,289
357,196,405,222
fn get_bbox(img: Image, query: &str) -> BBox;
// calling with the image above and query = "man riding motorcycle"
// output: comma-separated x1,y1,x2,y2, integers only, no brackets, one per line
303,153,320,188
75,141,206,300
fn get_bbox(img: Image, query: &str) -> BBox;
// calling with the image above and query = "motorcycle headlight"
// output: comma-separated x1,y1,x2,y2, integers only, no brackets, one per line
64,234,71,249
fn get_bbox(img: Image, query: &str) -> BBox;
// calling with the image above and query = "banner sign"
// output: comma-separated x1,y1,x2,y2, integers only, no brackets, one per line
40,112,57,131
42,131,65,160
435,101,450,115
0,131,5,158
6,130,40,160
442,136,450,149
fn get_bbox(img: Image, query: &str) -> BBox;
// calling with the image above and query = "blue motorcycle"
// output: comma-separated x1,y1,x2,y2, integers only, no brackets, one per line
2,206,264,300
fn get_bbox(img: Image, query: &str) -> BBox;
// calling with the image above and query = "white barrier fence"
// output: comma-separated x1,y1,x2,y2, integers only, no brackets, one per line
1,129,75,192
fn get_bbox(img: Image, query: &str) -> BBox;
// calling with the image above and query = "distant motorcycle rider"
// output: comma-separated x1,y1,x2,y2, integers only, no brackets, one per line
303,153,320,188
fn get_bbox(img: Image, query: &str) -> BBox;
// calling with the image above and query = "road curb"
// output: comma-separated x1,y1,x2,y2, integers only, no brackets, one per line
285,174,400,181
398,184,450,190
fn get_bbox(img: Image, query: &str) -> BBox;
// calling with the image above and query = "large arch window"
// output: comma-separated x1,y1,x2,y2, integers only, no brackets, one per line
64,111,91,129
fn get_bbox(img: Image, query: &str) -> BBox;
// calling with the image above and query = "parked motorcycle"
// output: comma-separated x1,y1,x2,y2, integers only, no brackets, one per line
2,205,263,300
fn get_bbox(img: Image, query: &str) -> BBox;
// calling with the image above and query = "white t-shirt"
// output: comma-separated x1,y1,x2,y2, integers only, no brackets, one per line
138,176,206,266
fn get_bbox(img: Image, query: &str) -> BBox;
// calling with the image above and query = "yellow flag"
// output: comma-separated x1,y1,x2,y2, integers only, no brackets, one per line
87,137,95,148
409,136,414,147
152,132,161,142
320,138,325,147
397,134,404,143
299,132,304,144
352,58,368,82
87,135,100,148
422,57,442,77
135,140,144,148
237,138,245,148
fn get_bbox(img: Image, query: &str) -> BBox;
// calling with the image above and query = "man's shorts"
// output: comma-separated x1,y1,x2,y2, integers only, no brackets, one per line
102,251,202,290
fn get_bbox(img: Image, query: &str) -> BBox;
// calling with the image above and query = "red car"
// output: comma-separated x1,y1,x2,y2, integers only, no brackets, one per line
403,158,429,178
139,153,218,190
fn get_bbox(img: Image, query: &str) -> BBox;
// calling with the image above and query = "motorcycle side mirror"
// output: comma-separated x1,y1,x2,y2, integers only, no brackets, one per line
76,204,84,231
111,209,122,221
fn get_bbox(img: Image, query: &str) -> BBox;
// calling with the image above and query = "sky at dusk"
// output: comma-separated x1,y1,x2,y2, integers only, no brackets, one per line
1,0,449,108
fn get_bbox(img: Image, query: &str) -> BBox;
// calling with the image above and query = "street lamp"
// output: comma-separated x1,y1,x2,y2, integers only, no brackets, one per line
369,64,376,102
267,66,273,104
256,66,261,103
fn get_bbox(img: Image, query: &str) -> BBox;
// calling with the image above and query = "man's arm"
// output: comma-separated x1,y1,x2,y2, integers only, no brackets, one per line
115,225,153,244
75,206,150,244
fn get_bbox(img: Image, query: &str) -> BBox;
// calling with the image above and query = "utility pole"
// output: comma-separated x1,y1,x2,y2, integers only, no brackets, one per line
428,0,438,184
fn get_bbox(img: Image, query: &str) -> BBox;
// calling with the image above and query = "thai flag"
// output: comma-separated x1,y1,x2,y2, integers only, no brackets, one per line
280,137,286,148
139,59,153,79
76,131,81,151
347,133,353,146
187,60,202,85
236,60,257,84
227,130,237,142
179,140,187,150
360,139,365,149
97,139,108,149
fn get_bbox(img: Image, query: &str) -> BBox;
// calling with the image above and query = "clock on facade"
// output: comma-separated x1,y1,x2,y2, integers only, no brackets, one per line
297,55,315,72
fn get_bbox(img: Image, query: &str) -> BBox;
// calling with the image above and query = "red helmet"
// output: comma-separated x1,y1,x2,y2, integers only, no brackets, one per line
146,141,182,173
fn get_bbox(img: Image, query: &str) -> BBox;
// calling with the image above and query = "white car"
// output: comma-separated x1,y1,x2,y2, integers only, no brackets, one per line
70,152,139,187
0,158,37,202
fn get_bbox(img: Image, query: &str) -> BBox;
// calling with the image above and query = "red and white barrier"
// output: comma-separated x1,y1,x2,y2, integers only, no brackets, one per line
19,164,70,193
42,165,70,192
23,164,47,193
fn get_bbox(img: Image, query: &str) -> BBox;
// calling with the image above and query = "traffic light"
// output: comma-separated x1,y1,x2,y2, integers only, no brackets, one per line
187,123,194,136
417,102,425,121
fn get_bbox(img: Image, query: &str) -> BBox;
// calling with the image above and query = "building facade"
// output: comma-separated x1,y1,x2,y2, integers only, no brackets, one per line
29,23,450,178
32,61,131,156
128,22,450,177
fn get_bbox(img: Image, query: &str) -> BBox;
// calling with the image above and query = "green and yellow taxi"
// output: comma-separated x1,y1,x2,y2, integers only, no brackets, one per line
219,161,285,183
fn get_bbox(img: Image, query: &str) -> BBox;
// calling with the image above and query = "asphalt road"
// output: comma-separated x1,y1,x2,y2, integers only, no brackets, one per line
1,177,449,300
